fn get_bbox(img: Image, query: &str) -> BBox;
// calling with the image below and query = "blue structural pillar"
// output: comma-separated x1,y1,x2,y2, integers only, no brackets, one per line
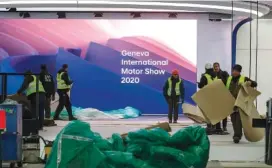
231,17,253,67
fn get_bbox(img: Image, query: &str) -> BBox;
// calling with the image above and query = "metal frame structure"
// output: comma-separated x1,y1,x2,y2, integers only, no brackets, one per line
0,72,40,168
253,98,272,165
0,73,40,119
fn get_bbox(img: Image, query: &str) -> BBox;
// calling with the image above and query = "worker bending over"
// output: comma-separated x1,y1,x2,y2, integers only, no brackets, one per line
226,64,257,143
53,64,77,121
163,69,184,124
17,70,46,130
213,62,229,133
198,63,216,135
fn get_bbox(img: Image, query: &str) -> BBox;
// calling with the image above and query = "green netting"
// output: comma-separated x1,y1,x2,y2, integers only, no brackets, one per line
45,121,210,168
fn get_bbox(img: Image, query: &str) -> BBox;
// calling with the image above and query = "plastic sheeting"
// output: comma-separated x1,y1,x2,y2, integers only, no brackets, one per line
45,121,210,168
1,99,18,104
51,106,141,120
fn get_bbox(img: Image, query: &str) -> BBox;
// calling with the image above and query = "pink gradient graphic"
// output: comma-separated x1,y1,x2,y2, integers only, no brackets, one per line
0,19,197,82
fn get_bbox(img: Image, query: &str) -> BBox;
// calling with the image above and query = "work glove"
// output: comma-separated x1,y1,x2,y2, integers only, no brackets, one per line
52,94,55,101
245,81,252,87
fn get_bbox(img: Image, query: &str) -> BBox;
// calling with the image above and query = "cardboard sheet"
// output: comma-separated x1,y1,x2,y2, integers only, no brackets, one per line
236,85,264,142
235,85,261,116
190,79,264,142
7,94,30,107
192,80,236,125
182,103,207,123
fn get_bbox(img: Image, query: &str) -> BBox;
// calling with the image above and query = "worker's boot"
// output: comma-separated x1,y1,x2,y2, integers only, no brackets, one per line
53,117,63,121
223,127,227,132
233,137,240,144
169,120,172,123
69,116,77,121
206,128,212,135
173,120,177,124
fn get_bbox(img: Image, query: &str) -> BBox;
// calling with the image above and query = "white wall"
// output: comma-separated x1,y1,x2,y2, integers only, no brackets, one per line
197,20,234,80
236,19,272,114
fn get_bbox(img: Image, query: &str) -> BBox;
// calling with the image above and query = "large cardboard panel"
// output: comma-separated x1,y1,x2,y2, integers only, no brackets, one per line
192,80,235,125
236,85,264,142
182,103,207,123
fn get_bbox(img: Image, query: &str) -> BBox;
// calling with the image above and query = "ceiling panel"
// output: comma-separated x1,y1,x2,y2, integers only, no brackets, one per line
0,0,270,18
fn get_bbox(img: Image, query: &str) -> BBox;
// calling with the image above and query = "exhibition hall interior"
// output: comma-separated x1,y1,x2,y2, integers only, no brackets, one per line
1,0,272,168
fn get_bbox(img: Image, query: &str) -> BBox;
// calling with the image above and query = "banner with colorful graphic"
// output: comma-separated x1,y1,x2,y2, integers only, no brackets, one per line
0,19,197,114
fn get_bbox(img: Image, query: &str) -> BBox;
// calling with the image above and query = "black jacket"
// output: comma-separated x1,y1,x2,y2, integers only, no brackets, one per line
17,75,34,95
57,68,73,92
198,69,215,89
163,76,185,100
40,70,55,96
215,70,229,84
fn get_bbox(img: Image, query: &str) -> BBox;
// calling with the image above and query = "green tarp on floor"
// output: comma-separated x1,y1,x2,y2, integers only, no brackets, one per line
45,121,210,168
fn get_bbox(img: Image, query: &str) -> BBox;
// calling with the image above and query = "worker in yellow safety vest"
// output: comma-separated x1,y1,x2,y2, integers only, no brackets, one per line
198,63,217,135
213,62,230,135
198,63,216,89
17,70,46,130
53,64,77,121
226,64,257,144
163,69,185,124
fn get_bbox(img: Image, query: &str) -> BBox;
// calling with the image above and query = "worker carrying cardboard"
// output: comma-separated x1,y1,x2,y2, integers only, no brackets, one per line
53,64,77,121
226,64,257,144
163,69,185,123
17,70,46,130
213,62,229,134
198,63,217,135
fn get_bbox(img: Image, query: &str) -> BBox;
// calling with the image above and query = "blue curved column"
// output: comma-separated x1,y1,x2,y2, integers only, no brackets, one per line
232,17,253,67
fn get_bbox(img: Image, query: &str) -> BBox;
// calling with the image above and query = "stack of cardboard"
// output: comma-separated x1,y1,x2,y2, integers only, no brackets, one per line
183,79,264,142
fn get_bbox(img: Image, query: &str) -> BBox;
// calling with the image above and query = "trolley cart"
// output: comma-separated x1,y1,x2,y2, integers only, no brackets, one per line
0,104,23,168
0,73,41,168
0,109,6,168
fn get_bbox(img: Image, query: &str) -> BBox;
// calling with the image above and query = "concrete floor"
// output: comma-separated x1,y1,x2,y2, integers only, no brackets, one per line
2,116,271,167
40,118,266,162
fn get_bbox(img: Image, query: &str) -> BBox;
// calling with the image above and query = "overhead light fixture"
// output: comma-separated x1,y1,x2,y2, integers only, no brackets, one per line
94,12,103,17
14,7,200,13
209,19,222,22
6,8,16,12
0,1,265,17
169,13,177,18
57,12,66,18
131,12,141,18
79,1,264,17
19,12,30,18
0,1,76,5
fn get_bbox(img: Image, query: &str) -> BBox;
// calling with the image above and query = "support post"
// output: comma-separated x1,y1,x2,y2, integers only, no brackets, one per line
253,98,272,165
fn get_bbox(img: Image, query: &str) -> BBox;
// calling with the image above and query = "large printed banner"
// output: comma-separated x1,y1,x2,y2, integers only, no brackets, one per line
0,19,197,114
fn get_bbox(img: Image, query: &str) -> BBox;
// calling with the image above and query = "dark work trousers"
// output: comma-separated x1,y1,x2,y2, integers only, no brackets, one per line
28,92,45,129
54,90,73,119
167,96,179,121
231,112,243,139
222,118,227,128
207,124,215,131
44,95,51,118
215,118,227,130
